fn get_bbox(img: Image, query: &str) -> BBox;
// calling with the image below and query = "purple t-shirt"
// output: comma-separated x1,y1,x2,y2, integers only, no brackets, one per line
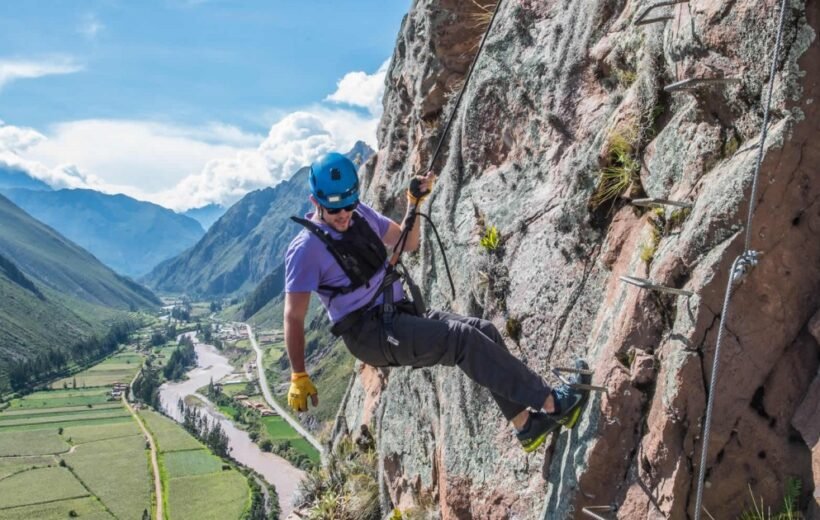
284,202,404,323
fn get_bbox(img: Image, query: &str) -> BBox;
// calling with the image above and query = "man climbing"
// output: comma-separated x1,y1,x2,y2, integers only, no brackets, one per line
283,152,589,452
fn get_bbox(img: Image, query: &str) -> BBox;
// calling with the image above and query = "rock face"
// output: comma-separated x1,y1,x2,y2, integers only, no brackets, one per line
338,0,820,518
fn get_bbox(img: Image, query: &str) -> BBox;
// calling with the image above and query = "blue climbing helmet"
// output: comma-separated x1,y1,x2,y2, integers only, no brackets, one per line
309,152,359,209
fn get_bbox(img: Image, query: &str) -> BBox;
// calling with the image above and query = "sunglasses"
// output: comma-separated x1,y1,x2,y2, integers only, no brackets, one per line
323,200,359,214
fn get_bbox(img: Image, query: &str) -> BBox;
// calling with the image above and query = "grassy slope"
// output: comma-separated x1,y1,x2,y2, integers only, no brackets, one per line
0,194,159,309
0,270,131,391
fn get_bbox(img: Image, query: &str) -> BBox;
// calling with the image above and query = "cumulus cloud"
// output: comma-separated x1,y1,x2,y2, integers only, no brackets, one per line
153,110,373,210
325,59,389,115
0,57,83,90
7,60,387,211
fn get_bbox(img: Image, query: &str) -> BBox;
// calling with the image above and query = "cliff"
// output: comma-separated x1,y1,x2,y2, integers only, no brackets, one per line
334,0,820,518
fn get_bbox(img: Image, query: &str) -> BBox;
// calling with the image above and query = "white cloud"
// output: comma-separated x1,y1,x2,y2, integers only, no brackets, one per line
78,14,104,40
5,60,387,211
325,59,389,115
0,58,83,90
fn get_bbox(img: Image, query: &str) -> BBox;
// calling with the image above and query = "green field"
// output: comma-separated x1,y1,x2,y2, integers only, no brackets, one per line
261,415,321,464
0,496,113,520
50,351,143,389
64,434,151,520
0,429,69,456
167,471,250,520
0,466,89,509
144,410,252,519
0,386,150,519
164,449,225,478
6,388,112,410
139,409,203,452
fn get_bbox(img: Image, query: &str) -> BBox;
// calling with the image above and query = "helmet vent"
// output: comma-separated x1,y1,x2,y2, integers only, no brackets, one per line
330,168,342,181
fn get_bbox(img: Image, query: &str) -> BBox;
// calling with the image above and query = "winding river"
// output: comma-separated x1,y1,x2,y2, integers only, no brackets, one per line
158,337,304,517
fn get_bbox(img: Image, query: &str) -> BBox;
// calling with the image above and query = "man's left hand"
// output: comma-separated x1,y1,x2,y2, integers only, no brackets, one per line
408,171,435,205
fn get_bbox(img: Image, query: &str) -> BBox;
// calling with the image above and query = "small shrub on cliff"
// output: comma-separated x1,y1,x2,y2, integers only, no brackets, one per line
297,437,380,520
590,128,641,210
639,208,664,266
480,225,500,252
468,0,497,30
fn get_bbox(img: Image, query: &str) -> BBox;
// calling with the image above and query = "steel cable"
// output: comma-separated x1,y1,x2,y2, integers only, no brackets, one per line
693,0,789,518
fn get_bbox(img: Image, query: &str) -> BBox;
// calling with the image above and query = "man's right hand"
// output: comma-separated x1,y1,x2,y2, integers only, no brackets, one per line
288,372,318,412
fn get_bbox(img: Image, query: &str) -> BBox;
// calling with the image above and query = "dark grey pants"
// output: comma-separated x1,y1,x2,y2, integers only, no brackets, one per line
341,307,552,421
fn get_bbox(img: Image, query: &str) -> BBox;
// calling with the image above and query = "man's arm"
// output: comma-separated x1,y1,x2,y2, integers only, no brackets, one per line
383,171,435,252
284,291,310,373
284,291,318,410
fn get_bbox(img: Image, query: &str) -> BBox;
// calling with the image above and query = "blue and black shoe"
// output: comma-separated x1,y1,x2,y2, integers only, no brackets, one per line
550,359,592,429
516,411,560,453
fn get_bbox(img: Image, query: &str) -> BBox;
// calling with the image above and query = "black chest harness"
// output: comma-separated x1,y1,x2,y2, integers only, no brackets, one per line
290,212,426,350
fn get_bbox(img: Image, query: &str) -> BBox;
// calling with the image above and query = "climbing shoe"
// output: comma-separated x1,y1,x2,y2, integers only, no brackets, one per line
549,359,592,429
516,411,560,453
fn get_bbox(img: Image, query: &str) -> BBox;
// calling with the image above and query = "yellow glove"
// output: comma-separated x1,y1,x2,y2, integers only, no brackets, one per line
288,372,318,412
407,173,435,205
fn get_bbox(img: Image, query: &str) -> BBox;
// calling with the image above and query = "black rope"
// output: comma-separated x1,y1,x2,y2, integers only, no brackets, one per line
415,212,456,300
426,0,504,173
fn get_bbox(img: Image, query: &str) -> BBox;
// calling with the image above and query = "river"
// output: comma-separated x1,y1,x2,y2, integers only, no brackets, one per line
158,338,304,517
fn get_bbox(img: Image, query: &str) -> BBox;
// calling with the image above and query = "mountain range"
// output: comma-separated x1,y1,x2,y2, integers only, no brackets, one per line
1,187,205,278
144,141,374,298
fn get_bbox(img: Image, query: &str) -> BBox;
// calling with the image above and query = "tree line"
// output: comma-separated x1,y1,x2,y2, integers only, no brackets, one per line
7,321,137,392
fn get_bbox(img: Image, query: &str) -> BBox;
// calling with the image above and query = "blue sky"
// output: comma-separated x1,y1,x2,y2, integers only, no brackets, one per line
0,0,409,209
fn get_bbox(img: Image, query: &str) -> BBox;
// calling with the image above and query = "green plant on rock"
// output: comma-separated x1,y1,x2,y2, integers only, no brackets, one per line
480,225,500,252
590,128,641,210
736,477,802,520
505,317,522,344
614,68,638,89
298,436,380,520
667,207,691,230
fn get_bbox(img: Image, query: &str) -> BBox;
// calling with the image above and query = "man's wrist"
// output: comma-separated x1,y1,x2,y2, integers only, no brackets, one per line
291,371,309,381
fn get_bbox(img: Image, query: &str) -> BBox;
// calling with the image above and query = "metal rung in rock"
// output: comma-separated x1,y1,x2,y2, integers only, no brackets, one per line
619,275,694,297
631,198,693,209
664,77,740,93
634,0,688,26
551,366,607,393
582,505,618,520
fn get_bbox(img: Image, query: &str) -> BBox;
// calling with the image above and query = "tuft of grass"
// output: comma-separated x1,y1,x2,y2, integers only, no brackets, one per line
639,208,664,266
468,0,497,30
590,128,641,210
739,477,803,520
667,207,691,230
615,68,638,89
480,226,500,252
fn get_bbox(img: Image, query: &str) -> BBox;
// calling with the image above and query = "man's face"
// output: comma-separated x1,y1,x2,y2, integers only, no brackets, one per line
310,196,356,232
321,206,354,232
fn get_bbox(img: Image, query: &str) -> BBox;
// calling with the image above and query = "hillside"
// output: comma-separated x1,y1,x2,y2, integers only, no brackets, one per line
0,253,123,391
145,141,373,298
326,1,820,519
0,194,159,309
2,188,205,278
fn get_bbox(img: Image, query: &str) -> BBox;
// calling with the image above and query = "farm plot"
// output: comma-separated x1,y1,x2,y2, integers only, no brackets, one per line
261,415,321,464
143,410,252,519
6,388,112,410
0,496,113,520
167,470,250,520
139,409,202,452
64,434,151,520
0,466,89,510
50,351,143,389
163,449,224,478
0,384,152,519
